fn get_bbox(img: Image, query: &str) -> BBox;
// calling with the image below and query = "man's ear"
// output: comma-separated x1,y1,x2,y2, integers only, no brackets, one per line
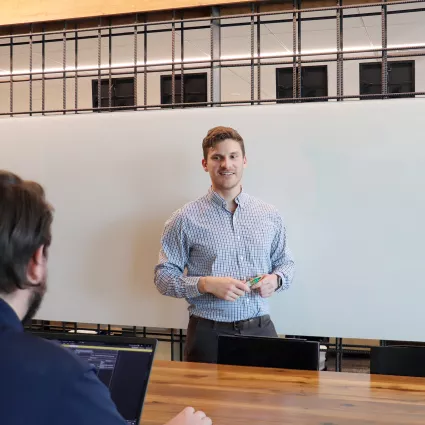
27,245,45,285
202,158,208,172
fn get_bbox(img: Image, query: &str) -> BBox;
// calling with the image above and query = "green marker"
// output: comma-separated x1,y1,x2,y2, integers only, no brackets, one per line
248,276,263,287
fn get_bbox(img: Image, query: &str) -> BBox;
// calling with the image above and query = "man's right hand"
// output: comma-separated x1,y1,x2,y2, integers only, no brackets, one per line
165,407,212,425
198,276,250,301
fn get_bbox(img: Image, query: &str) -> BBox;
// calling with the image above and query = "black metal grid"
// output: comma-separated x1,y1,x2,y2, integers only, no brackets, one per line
0,0,424,115
4,0,423,370
25,319,393,372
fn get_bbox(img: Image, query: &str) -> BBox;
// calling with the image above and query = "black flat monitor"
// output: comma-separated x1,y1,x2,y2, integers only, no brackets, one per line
218,334,320,371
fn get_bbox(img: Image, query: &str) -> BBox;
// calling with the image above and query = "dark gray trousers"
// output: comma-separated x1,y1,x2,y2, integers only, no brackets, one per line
184,314,278,364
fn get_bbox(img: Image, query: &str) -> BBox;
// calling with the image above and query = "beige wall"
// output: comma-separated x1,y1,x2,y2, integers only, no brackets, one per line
0,0,411,28
1,0,269,27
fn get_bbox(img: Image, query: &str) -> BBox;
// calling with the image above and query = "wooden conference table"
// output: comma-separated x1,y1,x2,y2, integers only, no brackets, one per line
142,360,425,425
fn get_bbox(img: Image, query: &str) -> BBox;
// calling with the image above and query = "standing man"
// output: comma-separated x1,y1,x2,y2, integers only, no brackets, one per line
154,126,295,363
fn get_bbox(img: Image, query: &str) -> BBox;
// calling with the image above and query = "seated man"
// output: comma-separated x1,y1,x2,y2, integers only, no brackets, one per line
0,171,211,425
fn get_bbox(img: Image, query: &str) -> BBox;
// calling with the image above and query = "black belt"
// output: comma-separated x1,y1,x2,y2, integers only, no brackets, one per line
190,314,270,331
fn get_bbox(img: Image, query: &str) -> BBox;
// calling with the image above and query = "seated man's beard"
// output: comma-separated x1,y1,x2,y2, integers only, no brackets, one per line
22,281,46,325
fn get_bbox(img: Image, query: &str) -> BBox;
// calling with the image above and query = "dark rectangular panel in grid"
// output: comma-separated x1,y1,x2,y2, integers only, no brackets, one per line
359,61,415,99
276,65,328,102
302,66,328,99
161,73,207,107
92,77,135,110
388,61,415,96
276,67,294,100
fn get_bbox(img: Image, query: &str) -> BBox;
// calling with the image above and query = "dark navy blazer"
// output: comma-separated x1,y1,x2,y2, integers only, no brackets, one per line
0,299,127,425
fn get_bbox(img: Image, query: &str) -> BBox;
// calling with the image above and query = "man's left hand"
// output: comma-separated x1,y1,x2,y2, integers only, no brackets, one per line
251,274,278,298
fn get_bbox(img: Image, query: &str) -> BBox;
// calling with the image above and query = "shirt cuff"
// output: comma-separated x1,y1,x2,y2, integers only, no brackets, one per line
182,276,202,298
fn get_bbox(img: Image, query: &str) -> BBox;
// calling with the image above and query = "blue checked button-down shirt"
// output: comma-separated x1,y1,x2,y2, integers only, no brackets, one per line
154,188,295,322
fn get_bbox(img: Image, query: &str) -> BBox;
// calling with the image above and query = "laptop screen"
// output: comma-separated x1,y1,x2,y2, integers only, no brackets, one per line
35,333,156,425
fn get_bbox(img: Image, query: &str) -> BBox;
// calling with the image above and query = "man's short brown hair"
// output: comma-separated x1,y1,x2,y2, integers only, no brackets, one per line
0,174,52,295
202,126,245,160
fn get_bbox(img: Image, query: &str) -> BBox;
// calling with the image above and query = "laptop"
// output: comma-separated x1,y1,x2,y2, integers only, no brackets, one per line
34,332,157,425
217,334,320,371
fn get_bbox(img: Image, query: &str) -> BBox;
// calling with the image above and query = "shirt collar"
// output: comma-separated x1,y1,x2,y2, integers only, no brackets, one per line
0,298,24,332
207,186,249,209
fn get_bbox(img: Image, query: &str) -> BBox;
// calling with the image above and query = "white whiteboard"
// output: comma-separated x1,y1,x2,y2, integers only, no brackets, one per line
1,99,425,341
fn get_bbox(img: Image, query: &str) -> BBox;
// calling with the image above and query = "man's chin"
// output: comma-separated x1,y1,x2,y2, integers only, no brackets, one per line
215,180,241,191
